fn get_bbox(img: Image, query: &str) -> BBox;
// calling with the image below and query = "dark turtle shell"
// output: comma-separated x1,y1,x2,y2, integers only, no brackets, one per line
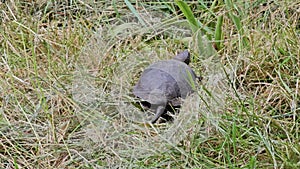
133,50,197,123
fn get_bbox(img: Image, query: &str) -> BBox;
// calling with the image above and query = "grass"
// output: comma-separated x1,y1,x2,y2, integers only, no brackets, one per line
0,0,299,168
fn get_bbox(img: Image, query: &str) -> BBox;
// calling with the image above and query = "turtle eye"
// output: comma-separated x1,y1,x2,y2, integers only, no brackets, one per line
185,57,190,65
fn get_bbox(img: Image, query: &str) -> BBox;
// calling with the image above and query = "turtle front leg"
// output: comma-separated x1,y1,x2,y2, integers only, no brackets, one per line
151,106,165,123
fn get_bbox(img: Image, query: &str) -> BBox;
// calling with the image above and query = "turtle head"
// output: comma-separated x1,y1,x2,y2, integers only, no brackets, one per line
173,50,190,65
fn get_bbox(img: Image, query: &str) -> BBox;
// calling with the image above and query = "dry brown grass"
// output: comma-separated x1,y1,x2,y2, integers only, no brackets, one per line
0,0,299,168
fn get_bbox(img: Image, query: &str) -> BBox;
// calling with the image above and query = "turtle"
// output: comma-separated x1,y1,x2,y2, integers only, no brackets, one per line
133,50,199,123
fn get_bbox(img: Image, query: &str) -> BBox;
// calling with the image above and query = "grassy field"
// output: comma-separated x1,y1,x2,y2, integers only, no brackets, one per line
0,0,299,168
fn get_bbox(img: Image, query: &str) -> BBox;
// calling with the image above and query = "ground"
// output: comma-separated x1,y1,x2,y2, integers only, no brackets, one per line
0,1,299,168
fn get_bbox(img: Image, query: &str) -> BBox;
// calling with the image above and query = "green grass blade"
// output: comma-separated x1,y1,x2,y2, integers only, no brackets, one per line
224,0,249,49
255,127,278,168
175,0,199,32
112,0,120,18
197,0,217,17
175,0,213,36
175,0,215,57
124,0,146,26
248,156,257,169
215,15,223,50
231,13,242,34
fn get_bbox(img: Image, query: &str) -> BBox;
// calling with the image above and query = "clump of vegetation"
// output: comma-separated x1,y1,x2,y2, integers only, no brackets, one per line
0,1,299,168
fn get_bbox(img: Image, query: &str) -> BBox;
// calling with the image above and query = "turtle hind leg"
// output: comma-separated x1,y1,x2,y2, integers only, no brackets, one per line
151,106,165,124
